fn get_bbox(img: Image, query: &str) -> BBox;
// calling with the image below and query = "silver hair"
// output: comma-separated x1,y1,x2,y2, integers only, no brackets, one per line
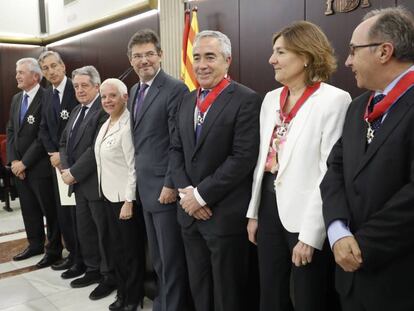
363,6,414,62
16,57,43,81
193,30,232,58
100,78,128,97
38,50,64,65
71,65,101,85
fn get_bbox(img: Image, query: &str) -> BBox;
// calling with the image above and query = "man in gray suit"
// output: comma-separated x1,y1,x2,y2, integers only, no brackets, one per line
59,66,115,301
127,29,190,311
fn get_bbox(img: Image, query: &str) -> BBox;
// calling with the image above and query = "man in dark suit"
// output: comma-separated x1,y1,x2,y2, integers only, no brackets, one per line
38,51,84,278
127,29,190,311
59,65,115,301
321,7,414,311
170,30,261,311
7,58,62,267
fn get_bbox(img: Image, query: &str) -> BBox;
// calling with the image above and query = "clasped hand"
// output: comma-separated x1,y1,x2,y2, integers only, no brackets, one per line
178,187,213,221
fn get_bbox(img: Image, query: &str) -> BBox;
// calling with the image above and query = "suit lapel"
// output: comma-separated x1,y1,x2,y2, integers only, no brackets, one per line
18,89,41,132
193,83,235,155
277,90,317,178
353,88,414,178
72,97,100,149
102,109,128,141
134,70,165,129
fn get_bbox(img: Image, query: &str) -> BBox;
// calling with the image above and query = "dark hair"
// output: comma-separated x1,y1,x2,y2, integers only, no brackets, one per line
127,29,161,58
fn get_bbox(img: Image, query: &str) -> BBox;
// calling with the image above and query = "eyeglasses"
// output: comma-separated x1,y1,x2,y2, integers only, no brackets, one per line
131,51,159,61
348,43,384,56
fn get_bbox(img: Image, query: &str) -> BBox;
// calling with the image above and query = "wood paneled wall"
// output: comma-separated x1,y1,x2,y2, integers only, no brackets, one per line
188,0,411,98
0,45,45,134
2,0,413,133
0,13,158,133
49,13,159,90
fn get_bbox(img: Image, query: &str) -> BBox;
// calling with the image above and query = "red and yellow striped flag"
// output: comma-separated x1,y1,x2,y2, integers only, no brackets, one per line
181,8,199,91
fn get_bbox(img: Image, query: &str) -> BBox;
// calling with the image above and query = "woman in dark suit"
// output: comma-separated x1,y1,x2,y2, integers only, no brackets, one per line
95,78,145,311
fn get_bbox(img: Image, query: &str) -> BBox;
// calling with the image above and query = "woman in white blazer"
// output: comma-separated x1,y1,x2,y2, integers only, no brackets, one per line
246,21,351,311
95,78,145,311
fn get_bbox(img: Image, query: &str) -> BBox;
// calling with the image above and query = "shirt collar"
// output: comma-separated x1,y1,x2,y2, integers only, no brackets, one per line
24,84,41,99
53,75,67,95
377,64,414,96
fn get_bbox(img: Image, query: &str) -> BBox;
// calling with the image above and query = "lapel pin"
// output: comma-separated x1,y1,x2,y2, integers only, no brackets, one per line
27,115,35,124
60,109,70,120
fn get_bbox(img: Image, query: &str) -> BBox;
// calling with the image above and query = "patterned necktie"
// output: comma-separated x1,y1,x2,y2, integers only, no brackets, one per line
369,94,385,131
67,106,89,165
134,83,149,120
53,89,61,119
19,94,29,125
195,90,210,142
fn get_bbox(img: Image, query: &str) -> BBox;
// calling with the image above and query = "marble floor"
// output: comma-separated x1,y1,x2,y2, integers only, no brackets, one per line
0,200,153,311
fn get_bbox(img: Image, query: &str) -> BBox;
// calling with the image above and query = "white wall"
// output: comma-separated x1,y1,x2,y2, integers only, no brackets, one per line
0,0,149,37
0,0,40,37
47,0,148,34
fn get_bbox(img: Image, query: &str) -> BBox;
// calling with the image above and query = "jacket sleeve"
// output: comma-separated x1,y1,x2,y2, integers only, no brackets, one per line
164,82,189,188
6,97,18,165
299,91,351,250
170,96,193,189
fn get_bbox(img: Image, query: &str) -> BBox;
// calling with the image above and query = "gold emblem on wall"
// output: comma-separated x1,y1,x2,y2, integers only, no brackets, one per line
325,0,371,15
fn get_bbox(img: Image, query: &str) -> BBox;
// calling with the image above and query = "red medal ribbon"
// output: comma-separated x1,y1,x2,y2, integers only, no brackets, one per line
197,77,231,113
364,71,414,122
279,82,321,123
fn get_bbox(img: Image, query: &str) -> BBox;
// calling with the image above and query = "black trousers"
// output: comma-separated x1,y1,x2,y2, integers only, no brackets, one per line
74,187,111,276
257,172,340,311
15,175,62,255
51,168,82,264
104,201,145,304
182,223,249,311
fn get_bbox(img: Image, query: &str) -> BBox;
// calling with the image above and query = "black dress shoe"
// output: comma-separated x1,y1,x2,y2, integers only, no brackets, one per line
109,295,124,310
70,271,101,288
123,303,139,311
51,257,73,271
89,280,117,300
13,247,44,261
61,263,86,279
36,254,62,268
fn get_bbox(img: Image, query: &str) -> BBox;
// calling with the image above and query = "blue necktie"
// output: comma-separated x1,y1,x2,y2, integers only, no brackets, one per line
134,83,149,120
195,90,210,142
52,89,61,119
369,94,385,131
19,94,29,125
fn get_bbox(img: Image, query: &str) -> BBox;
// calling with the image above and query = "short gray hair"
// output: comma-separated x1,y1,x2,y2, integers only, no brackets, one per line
38,50,64,65
16,58,43,81
193,30,232,58
363,6,414,62
72,65,101,85
100,78,128,97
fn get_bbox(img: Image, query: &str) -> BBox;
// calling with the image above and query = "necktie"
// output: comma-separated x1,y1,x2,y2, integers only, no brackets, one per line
195,90,210,142
52,89,61,119
19,94,29,125
67,106,88,165
370,94,385,131
134,83,149,120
